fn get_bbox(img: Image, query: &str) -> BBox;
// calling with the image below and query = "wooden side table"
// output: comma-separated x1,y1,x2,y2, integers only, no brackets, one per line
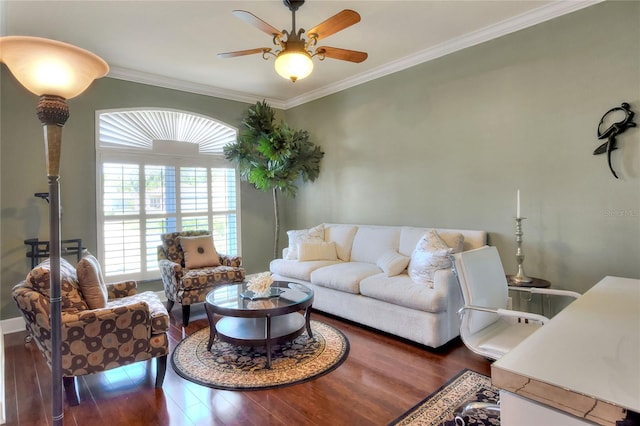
506,275,550,288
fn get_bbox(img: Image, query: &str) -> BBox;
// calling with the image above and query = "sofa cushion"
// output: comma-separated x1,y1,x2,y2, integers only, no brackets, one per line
350,227,400,264
270,258,341,281
181,266,245,290
310,262,382,294
179,234,221,268
359,273,447,313
376,250,411,277
408,229,454,288
285,224,325,260
399,227,464,257
27,258,89,312
298,241,338,261
324,224,358,261
76,253,108,309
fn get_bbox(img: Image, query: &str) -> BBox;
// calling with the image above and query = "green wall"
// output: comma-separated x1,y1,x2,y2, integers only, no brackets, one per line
283,1,640,295
0,76,276,319
1,1,639,320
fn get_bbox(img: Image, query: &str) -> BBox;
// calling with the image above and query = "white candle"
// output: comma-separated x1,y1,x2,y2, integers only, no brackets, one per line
517,189,521,218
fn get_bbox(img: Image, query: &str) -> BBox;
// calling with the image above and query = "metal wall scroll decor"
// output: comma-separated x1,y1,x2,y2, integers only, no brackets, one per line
594,102,636,179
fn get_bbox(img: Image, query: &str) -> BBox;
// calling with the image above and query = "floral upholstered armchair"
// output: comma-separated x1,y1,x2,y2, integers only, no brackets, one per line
12,255,169,406
157,231,245,326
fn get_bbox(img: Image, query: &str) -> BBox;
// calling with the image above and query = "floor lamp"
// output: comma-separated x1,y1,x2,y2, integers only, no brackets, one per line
0,36,108,424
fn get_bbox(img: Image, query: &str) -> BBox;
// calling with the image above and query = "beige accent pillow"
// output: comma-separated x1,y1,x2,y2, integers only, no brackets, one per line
324,225,358,261
76,253,108,309
376,250,411,277
179,235,220,269
408,229,454,288
297,241,338,261
285,224,325,260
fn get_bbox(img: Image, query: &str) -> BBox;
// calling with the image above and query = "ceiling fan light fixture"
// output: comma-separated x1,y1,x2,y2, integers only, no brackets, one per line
274,49,313,82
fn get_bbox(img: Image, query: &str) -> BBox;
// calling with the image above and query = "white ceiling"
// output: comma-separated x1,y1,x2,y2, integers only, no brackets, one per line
3,0,602,109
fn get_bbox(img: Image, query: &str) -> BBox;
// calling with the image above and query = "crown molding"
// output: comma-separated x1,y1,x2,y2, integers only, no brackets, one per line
107,0,604,111
107,67,287,109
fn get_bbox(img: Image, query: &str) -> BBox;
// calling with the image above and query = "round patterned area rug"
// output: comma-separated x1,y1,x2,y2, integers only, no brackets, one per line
171,320,349,390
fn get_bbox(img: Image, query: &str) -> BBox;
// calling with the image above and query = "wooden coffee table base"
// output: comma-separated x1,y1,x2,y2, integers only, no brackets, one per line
205,308,314,368
204,282,315,369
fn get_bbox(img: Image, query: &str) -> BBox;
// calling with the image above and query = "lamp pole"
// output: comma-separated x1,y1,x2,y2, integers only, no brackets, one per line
37,95,69,425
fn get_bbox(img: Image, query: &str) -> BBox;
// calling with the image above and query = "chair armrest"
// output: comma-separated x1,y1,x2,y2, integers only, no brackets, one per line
62,300,151,329
219,254,242,268
458,305,549,325
529,287,581,299
496,308,549,324
60,302,153,376
107,280,138,299
158,259,182,301
159,258,182,274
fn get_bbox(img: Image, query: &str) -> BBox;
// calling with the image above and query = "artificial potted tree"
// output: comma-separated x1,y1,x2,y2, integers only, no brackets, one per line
224,100,324,258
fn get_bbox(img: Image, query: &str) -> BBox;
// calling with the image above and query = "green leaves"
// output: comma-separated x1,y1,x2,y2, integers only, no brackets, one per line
224,100,324,198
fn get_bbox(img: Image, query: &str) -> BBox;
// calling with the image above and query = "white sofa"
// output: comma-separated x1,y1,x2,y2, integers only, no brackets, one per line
270,224,487,348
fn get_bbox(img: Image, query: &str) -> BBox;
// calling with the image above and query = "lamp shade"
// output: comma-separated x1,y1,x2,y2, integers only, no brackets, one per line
0,36,109,99
274,50,313,82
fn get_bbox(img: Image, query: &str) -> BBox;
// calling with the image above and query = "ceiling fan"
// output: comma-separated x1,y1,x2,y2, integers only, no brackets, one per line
218,0,368,82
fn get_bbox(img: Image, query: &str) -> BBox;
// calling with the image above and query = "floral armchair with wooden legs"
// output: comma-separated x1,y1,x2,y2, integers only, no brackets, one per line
12,254,169,406
157,231,245,326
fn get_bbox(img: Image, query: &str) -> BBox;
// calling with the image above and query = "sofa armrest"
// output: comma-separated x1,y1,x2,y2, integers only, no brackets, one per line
107,280,138,299
432,268,458,294
220,254,242,268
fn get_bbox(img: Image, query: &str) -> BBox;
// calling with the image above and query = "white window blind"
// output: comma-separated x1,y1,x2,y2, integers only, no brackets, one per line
97,109,240,281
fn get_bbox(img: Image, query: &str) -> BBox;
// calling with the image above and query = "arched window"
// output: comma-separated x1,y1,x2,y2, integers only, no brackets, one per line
96,109,240,281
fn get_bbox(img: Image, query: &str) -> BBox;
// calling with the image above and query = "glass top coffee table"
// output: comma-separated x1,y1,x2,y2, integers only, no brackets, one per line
204,281,314,368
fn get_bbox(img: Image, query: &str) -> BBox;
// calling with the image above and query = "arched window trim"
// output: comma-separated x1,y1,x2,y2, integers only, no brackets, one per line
95,108,241,281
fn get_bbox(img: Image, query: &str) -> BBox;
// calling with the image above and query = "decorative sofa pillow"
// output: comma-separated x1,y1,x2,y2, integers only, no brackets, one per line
178,235,221,269
438,231,465,253
285,224,324,260
409,229,454,288
76,251,108,309
376,250,411,277
324,224,358,261
160,230,210,265
26,257,89,312
298,241,338,261
350,226,401,264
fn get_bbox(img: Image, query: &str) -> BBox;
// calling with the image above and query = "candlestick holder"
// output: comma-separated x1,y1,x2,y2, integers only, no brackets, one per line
513,217,533,284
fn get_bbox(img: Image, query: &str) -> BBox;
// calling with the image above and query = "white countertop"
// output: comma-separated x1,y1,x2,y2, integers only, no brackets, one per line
492,276,640,424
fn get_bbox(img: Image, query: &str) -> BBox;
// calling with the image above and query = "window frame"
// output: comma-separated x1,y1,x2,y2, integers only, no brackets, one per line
95,108,241,282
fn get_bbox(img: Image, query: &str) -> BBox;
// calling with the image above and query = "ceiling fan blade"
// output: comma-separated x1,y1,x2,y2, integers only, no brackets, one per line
218,48,270,59
316,46,368,63
232,10,283,37
307,10,361,41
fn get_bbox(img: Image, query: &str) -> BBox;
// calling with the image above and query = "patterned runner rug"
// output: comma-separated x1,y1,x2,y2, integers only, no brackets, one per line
389,369,500,426
171,320,349,390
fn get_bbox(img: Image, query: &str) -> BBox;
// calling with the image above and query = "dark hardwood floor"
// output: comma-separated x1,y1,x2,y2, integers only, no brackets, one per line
4,305,490,425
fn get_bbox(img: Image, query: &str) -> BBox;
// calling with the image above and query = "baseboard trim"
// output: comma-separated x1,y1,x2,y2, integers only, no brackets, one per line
1,317,25,336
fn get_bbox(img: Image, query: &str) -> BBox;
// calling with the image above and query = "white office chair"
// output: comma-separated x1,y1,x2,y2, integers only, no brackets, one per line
450,246,580,424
